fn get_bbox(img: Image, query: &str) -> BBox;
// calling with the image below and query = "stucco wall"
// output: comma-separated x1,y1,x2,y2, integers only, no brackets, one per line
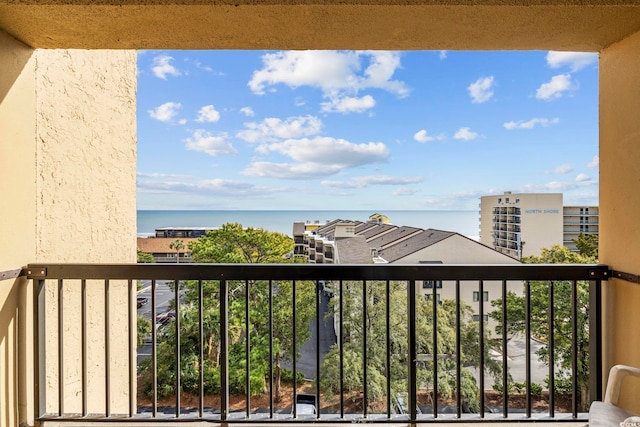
0,30,36,427
600,29,640,413
33,49,137,416
35,49,137,263
1,43,137,423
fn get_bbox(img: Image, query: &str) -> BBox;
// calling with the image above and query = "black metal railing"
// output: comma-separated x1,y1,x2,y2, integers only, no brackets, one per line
26,263,607,423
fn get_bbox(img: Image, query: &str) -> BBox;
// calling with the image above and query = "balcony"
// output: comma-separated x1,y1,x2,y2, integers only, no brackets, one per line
4,2,640,426
24,263,607,425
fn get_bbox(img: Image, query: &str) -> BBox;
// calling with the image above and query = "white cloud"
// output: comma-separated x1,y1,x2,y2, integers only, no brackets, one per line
536,176,598,192
192,60,214,72
243,137,390,179
248,50,409,103
576,173,591,182
260,137,389,167
320,95,376,114
549,164,574,174
151,55,181,80
240,107,255,117
184,130,237,156
195,105,221,123
322,175,422,189
536,74,573,100
453,127,478,141
393,188,418,196
420,191,484,209
414,130,445,143
503,117,560,130
414,129,434,143
137,172,192,179
243,162,341,179
237,115,323,143
468,76,495,104
148,102,182,122
439,51,447,60
546,51,598,72
137,178,284,197
587,155,599,169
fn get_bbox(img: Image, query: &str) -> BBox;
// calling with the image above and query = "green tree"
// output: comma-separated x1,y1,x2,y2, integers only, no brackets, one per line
573,232,598,259
489,244,595,411
320,280,502,412
169,239,185,263
137,314,151,346
137,249,155,263
188,223,294,264
140,223,315,402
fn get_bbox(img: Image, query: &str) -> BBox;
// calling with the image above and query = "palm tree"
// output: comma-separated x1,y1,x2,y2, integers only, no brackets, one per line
169,239,185,264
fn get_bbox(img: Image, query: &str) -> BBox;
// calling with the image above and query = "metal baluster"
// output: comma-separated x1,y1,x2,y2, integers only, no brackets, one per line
220,280,229,421
198,280,204,418
105,279,110,417
549,280,555,418
408,280,417,423
363,280,368,418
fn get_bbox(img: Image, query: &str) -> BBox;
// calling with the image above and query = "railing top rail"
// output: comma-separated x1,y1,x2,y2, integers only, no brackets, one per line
24,263,609,281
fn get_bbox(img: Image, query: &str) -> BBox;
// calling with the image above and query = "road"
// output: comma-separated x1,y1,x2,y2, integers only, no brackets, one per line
293,290,337,379
136,280,174,363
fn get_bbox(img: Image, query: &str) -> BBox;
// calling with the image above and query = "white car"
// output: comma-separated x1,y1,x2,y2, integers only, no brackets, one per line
294,403,317,415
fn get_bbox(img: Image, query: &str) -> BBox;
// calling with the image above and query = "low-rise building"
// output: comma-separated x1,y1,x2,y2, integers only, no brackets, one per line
137,237,197,263
293,218,521,332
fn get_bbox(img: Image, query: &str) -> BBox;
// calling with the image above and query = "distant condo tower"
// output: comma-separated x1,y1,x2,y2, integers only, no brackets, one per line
479,192,599,259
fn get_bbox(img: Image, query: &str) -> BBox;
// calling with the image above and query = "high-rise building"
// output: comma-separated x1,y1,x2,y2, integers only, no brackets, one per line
479,192,598,259
562,205,600,252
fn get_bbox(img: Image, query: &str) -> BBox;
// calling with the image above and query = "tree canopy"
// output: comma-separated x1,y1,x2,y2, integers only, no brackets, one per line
489,244,595,410
140,223,314,402
573,232,598,259
137,249,155,263
320,280,502,413
189,223,294,263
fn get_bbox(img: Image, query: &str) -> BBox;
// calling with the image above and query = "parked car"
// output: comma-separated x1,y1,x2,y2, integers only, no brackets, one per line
156,310,175,325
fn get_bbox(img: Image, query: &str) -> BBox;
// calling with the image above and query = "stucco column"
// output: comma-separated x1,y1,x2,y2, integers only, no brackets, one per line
1,39,137,424
34,49,137,416
1,30,37,427
600,29,640,413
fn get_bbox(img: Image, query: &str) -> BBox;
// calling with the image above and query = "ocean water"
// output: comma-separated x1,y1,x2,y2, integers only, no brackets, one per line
137,210,480,239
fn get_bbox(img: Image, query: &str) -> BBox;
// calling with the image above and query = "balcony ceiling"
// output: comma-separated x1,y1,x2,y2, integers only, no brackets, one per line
2,1,640,51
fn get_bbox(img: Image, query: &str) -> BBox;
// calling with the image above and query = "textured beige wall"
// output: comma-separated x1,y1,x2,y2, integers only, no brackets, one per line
600,29,640,413
1,42,137,423
33,49,137,416
0,30,36,427
35,49,137,264
0,32,36,269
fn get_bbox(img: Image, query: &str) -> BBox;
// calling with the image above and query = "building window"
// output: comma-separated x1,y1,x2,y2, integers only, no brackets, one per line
423,280,443,289
473,314,489,322
473,291,489,302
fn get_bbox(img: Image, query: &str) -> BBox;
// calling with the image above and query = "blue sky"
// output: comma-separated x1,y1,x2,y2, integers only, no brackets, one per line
136,50,599,211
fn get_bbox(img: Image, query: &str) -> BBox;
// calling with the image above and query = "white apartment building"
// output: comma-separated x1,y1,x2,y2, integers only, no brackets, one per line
563,205,600,252
480,192,599,259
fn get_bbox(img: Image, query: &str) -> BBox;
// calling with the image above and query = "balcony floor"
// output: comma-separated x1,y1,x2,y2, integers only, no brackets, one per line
39,423,588,427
